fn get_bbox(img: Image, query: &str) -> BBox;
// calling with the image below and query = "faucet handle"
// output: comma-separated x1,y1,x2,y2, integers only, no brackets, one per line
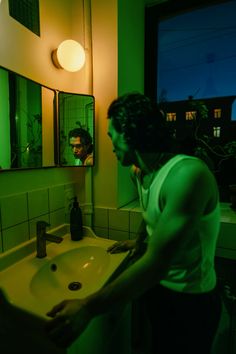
36,220,50,231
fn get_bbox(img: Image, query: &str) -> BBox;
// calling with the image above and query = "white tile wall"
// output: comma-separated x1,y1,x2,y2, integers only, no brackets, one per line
93,206,142,241
94,207,109,228
1,196,236,257
93,226,109,239
0,183,78,253
109,229,129,241
108,209,129,232
28,188,49,219
48,185,65,211
50,209,66,229
29,214,50,239
0,193,28,229
2,222,29,251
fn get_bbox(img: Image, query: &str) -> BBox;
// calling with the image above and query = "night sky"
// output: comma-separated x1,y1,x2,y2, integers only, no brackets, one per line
158,0,236,119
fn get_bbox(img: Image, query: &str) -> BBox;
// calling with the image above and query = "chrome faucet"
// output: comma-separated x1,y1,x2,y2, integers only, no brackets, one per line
36,221,63,258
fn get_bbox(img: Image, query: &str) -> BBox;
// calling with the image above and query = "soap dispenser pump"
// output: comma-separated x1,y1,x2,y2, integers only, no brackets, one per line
70,197,83,241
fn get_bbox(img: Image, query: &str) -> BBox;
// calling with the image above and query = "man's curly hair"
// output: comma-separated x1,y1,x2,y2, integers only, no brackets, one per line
107,92,173,152
68,128,93,153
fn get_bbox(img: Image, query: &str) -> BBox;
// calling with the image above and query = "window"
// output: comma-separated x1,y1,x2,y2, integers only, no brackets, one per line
145,0,236,195
8,0,40,36
166,112,176,121
214,108,222,118
213,126,221,137
145,0,236,102
185,111,196,120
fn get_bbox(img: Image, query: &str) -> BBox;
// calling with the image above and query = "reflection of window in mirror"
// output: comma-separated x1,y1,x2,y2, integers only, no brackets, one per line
9,74,42,169
0,68,42,169
59,93,94,167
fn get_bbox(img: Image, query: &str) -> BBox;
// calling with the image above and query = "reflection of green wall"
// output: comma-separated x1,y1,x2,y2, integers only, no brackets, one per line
117,0,145,207
0,69,11,169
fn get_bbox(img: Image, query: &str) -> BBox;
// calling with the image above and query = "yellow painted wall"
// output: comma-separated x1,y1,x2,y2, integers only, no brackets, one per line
91,0,118,208
0,0,90,92
92,0,146,208
0,0,163,207
0,0,89,200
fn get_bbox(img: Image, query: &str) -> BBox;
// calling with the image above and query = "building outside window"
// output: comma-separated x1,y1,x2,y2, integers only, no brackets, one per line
213,126,221,138
166,112,176,121
214,108,222,118
185,111,196,120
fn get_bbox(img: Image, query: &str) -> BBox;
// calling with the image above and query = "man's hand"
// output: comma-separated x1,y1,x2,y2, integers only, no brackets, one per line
107,240,136,254
107,239,147,261
46,299,92,348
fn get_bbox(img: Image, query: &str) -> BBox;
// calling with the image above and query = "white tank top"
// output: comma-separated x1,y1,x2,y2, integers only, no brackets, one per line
136,155,220,293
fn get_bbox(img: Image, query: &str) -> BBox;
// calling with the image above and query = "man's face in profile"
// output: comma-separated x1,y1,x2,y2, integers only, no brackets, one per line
69,136,88,161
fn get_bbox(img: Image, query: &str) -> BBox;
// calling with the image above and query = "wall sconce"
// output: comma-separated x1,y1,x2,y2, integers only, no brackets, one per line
51,39,86,72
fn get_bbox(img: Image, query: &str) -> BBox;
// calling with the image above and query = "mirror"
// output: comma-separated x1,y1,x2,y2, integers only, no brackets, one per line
58,92,95,167
0,66,56,170
0,66,95,170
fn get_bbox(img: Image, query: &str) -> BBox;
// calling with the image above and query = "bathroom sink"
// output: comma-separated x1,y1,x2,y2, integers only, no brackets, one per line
0,226,129,317
30,246,110,301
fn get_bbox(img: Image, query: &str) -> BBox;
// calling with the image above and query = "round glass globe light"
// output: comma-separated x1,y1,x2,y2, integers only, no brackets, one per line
56,40,85,72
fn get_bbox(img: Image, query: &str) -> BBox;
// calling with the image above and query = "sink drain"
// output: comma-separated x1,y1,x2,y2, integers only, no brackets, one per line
50,263,57,272
68,281,82,291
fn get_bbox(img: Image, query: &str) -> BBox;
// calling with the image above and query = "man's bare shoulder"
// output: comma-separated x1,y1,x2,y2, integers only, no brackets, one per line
160,157,218,211
169,156,212,182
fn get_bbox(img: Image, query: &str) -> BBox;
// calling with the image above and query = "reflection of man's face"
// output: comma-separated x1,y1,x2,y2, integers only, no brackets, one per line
69,136,88,161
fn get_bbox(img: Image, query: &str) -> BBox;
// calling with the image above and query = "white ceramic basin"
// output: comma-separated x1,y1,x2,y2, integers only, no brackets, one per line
0,226,129,317
30,246,110,300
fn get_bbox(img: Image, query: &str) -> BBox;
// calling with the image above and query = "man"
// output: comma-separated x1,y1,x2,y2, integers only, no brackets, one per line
68,128,93,166
47,93,222,353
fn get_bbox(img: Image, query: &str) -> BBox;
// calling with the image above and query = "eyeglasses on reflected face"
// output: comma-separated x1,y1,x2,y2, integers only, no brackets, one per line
69,143,84,150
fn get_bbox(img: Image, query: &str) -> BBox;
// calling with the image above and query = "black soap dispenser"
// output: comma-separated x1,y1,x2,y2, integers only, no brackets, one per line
70,197,83,241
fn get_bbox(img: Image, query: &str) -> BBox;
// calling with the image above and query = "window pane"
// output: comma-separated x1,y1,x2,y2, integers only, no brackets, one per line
158,1,236,102
8,0,40,36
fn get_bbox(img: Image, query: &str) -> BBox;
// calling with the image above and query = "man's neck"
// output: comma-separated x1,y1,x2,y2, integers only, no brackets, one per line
137,152,175,175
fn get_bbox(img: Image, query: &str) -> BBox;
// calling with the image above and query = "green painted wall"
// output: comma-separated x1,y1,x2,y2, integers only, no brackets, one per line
117,0,146,207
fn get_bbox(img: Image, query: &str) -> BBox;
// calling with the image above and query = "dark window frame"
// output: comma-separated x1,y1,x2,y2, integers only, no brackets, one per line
8,0,40,37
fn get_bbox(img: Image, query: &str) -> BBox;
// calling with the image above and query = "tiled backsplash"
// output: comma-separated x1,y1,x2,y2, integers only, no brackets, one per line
1,189,235,258
0,186,142,254
0,183,78,253
93,205,143,241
